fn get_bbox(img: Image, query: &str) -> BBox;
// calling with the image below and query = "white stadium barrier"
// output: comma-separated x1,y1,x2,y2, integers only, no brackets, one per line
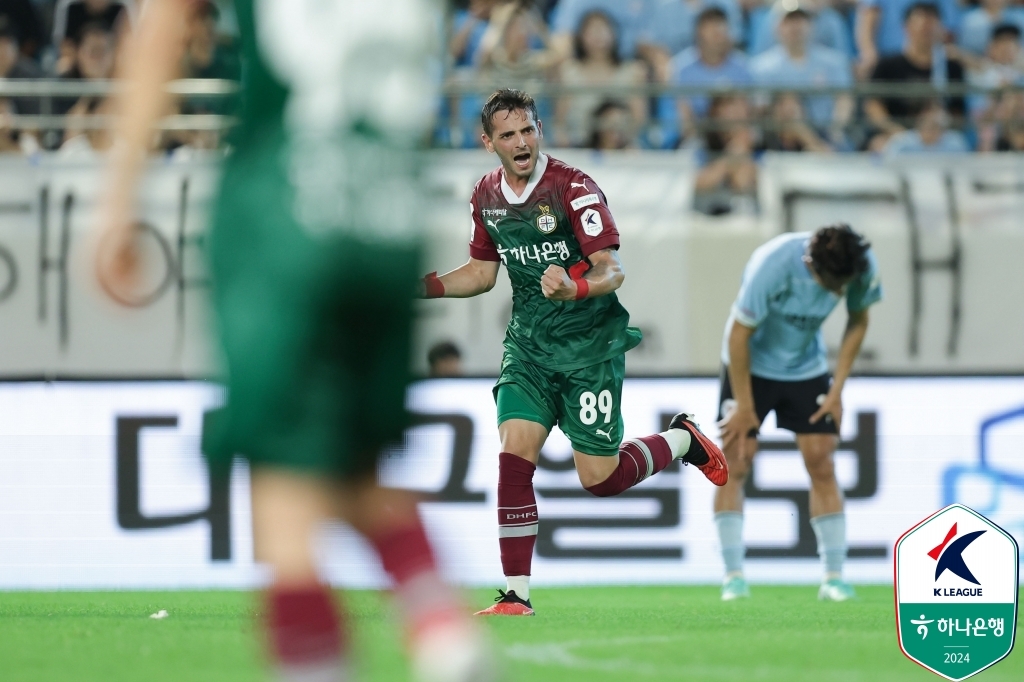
0,151,1022,377
0,377,1021,589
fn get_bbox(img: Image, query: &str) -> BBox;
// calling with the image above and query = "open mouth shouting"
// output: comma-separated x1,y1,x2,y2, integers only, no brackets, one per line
512,150,532,171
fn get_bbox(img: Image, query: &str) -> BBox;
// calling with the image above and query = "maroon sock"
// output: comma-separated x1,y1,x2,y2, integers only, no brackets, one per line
366,519,438,586
366,515,463,639
497,452,538,578
264,584,345,674
585,435,673,497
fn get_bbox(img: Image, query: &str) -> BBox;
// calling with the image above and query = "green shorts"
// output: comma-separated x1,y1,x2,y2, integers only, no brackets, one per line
201,150,421,479
494,352,625,456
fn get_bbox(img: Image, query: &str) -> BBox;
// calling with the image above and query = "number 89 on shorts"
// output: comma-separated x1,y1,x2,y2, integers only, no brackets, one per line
579,390,613,425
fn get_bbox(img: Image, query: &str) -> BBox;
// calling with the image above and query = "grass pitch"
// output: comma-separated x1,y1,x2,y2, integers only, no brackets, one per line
0,586,1019,681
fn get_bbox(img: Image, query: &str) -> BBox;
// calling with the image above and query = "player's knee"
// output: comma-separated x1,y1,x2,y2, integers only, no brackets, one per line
804,453,836,483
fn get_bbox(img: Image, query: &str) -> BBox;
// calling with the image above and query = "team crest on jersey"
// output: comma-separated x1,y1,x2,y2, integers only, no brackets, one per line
536,205,557,234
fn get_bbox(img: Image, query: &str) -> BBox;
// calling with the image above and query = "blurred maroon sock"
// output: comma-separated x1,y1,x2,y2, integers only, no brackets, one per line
367,515,462,639
497,452,538,578
585,435,672,497
265,584,346,680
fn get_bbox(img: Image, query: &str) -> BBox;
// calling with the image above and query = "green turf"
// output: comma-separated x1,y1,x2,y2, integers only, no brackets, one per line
0,586,1019,681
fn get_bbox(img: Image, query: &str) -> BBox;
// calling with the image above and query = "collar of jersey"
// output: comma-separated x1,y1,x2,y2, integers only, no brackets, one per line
500,153,548,205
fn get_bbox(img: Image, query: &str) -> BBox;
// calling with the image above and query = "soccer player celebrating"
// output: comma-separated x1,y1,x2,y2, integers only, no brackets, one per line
421,89,728,616
95,1,489,681
715,225,882,602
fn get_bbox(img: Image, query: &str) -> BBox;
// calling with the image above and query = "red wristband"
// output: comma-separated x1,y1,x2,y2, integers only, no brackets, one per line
573,278,589,300
423,272,445,299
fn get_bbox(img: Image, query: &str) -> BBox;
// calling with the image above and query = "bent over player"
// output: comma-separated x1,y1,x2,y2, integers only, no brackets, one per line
95,2,489,681
715,225,882,602
421,89,728,616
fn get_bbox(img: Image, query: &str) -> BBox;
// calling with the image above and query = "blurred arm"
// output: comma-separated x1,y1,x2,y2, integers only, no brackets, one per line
855,5,880,80
95,0,189,293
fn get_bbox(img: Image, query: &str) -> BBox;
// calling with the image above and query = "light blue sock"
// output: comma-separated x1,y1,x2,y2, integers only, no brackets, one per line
715,512,744,575
810,512,847,577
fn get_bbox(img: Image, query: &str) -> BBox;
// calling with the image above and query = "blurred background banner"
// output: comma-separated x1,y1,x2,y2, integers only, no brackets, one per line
0,377,1020,590
0,152,1023,378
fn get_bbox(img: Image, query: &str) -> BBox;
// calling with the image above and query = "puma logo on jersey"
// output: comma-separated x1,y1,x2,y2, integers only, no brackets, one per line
570,180,589,191
486,219,501,229
595,428,612,441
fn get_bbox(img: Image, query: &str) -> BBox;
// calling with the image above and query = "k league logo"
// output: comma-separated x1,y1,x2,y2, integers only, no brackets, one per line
895,504,1019,681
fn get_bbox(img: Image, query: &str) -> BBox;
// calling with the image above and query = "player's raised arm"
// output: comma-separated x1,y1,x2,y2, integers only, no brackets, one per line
421,258,500,299
95,0,188,293
540,247,624,301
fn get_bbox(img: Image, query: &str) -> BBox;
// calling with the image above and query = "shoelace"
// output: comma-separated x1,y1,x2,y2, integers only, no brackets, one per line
494,589,510,603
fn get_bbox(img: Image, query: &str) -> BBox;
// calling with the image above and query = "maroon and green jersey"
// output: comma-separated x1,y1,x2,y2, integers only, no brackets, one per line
469,154,641,371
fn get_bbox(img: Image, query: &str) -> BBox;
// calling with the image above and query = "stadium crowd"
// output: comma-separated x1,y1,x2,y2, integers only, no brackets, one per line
0,0,238,155
1,1,1023,192
442,0,1024,157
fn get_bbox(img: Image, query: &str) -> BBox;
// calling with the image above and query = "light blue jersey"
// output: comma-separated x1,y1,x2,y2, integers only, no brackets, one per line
721,232,882,381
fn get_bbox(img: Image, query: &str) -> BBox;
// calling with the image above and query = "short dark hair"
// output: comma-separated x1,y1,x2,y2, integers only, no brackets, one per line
992,22,1022,42
427,341,461,366
0,16,18,42
481,88,539,136
574,10,620,65
903,1,940,24
74,21,114,46
809,224,871,280
697,6,729,27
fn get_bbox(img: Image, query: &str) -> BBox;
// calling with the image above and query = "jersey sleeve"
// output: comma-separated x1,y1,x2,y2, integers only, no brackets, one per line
731,250,784,329
561,170,621,258
846,249,883,313
467,198,500,262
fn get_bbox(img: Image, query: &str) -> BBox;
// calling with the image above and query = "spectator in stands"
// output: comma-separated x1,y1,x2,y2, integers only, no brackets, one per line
0,97,38,154
589,99,640,149
959,0,1024,57
48,22,115,149
693,95,759,215
750,6,853,143
53,0,130,75
182,2,238,82
476,1,559,82
749,0,852,58
0,16,43,116
864,2,965,151
639,0,744,82
669,7,752,140
882,99,969,154
450,0,501,67
549,0,655,62
554,10,647,147
994,92,1024,150
0,0,45,58
56,22,115,108
762,92,834,151
428,341,464,378
968,23,1024,90
178,0,239,124
968,23,1024,149
59,93,115,156
855,0,959,79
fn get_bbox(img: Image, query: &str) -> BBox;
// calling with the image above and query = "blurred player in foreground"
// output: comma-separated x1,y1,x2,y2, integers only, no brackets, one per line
95,1,490,680
716,225,882,602
420,89,728,616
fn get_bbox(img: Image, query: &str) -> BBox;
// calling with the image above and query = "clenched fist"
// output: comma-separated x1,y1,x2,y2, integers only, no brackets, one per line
540,264,577,301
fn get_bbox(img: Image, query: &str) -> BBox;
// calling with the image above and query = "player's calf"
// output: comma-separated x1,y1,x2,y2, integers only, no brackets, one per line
584,412,728,497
